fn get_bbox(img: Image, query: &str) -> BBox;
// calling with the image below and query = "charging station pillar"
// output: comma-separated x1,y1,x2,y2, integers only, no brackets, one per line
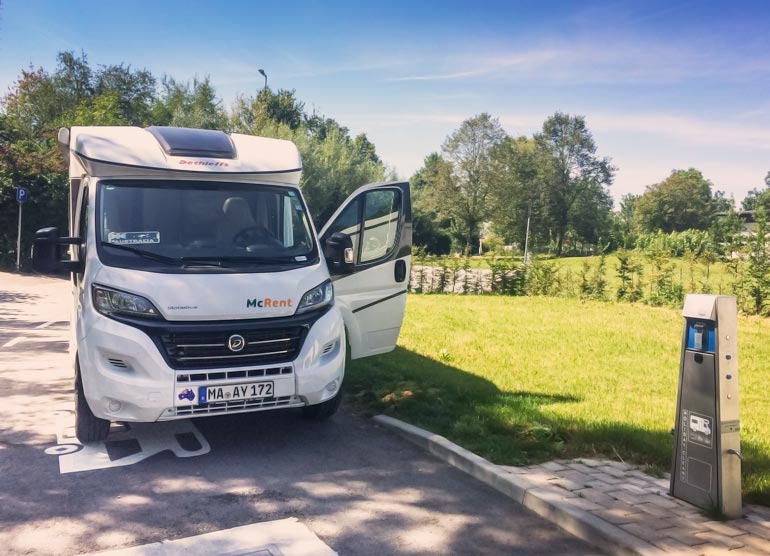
671,294,741,518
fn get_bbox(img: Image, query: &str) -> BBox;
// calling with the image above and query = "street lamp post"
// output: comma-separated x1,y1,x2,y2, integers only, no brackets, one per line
523,203,532,264
258,69,267,89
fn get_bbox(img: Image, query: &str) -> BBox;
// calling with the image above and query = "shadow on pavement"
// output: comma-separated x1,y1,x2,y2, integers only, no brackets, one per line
0,274,603,556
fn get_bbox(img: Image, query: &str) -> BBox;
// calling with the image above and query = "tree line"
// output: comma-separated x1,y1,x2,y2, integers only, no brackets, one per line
0,51,387,266
409,114,762,258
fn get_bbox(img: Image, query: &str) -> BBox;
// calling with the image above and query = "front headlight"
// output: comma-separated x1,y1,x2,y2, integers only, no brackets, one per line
92,285,161,319
296,280,334,314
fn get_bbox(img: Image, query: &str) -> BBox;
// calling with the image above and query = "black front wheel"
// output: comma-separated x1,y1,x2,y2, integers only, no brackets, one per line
74,368,110,443
302,389,342,421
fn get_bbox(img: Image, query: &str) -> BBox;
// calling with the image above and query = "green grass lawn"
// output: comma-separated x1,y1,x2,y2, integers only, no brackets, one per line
346,294,770,505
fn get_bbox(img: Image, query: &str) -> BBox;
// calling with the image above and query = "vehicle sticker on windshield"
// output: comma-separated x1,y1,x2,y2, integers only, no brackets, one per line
107,231,161,245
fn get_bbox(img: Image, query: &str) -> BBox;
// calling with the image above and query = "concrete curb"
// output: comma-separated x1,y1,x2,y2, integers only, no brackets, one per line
373,414,665,556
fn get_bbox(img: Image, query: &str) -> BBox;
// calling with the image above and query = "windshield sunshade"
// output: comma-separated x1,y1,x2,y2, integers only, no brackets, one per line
98,180,316,271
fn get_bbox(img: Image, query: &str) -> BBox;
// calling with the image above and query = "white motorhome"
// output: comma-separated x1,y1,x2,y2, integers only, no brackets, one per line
32,126,411,442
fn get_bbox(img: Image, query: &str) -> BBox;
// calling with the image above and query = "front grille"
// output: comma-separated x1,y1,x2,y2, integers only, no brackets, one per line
174,395,302,416
176,366,292,382
160,326,305,369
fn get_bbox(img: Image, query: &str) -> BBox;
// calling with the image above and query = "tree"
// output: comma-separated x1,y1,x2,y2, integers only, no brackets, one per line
410,153,452,254
488,135,548,249
741,172,770,212
567,181,614,251
535,112,614,256
93,63,156,125
614,194,640,249
231,87,305,135
2,66,62,139
152,76,227,130
73,90,126,126
352,133,380,165
54,51,94,111
431,113,506,253
633,169,724,233
710,207,743,250
737,208,770,315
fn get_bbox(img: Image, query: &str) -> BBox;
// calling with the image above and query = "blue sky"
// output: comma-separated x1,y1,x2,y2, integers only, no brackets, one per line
1,0,769,206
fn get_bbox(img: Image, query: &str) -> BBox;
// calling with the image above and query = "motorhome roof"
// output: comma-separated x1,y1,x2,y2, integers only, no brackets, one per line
61,126,303,184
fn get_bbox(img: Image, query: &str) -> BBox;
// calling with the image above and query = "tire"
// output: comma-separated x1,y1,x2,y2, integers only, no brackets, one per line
302,388,342,421
74,369,110,443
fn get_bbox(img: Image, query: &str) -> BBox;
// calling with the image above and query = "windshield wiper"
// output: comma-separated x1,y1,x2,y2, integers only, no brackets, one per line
101,242,181,265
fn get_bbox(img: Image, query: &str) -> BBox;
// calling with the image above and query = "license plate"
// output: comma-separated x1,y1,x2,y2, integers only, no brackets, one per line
198,381,274,404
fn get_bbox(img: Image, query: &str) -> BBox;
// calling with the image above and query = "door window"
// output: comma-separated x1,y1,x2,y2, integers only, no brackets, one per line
323,189,401,266
360,190,400,263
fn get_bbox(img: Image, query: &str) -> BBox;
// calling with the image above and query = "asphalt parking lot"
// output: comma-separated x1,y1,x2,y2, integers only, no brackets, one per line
0,271,604,556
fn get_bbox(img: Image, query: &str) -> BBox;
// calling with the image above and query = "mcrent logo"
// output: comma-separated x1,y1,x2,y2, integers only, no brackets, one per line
247,297,293,309
178,159,229,167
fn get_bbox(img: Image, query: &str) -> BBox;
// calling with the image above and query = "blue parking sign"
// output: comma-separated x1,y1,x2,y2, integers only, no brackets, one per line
16,187,29,203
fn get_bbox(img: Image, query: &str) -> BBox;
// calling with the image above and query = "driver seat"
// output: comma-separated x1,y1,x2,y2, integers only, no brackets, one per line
222,197,256,241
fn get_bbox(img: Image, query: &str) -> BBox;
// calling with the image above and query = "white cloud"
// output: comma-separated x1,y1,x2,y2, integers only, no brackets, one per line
387,70,487,82
588,112,770,151
350,109,770,153
382,38,769,86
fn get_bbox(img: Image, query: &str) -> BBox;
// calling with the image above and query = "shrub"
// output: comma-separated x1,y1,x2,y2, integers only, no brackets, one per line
487,257,526,295
616,249,644,302
526,259,562,297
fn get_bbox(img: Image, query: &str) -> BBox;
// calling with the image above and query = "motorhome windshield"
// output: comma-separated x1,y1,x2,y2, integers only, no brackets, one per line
96,180,317,271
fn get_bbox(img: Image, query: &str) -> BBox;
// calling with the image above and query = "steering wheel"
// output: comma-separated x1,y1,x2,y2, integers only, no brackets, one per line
232,226,274,246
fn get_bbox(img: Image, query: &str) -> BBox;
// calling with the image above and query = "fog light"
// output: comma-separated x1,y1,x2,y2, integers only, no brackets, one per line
108,400,122,413
324,380,338,393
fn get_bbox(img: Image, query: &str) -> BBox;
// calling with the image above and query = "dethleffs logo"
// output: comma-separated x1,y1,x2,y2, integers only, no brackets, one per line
178,159,229,167
246,297,293,309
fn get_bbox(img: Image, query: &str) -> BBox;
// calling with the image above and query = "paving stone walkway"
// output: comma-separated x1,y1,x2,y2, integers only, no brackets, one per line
502,459,770,556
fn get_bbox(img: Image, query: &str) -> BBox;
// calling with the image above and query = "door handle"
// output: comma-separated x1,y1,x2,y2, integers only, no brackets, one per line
394,259,406,282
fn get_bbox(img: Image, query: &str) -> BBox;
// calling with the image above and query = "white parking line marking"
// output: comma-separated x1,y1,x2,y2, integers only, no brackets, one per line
2,336,24,348
81,518,337,556
35,321,56,329
47,408,210,473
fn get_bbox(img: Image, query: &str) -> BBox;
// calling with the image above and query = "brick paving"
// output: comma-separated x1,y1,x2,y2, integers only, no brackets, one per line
502,459,770,555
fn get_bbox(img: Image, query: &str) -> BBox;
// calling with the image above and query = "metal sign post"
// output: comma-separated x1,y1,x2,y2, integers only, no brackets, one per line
16,187,29,271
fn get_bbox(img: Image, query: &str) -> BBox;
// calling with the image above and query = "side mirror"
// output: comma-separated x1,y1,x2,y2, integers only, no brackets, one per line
323,232,355,275
31,227,82,274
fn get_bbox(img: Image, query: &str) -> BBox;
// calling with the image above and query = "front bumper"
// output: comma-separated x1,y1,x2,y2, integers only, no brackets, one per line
76,307,345,422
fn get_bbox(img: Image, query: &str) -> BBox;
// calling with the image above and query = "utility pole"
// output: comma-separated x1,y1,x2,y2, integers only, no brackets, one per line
258,69,267,90
523,203,532,264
